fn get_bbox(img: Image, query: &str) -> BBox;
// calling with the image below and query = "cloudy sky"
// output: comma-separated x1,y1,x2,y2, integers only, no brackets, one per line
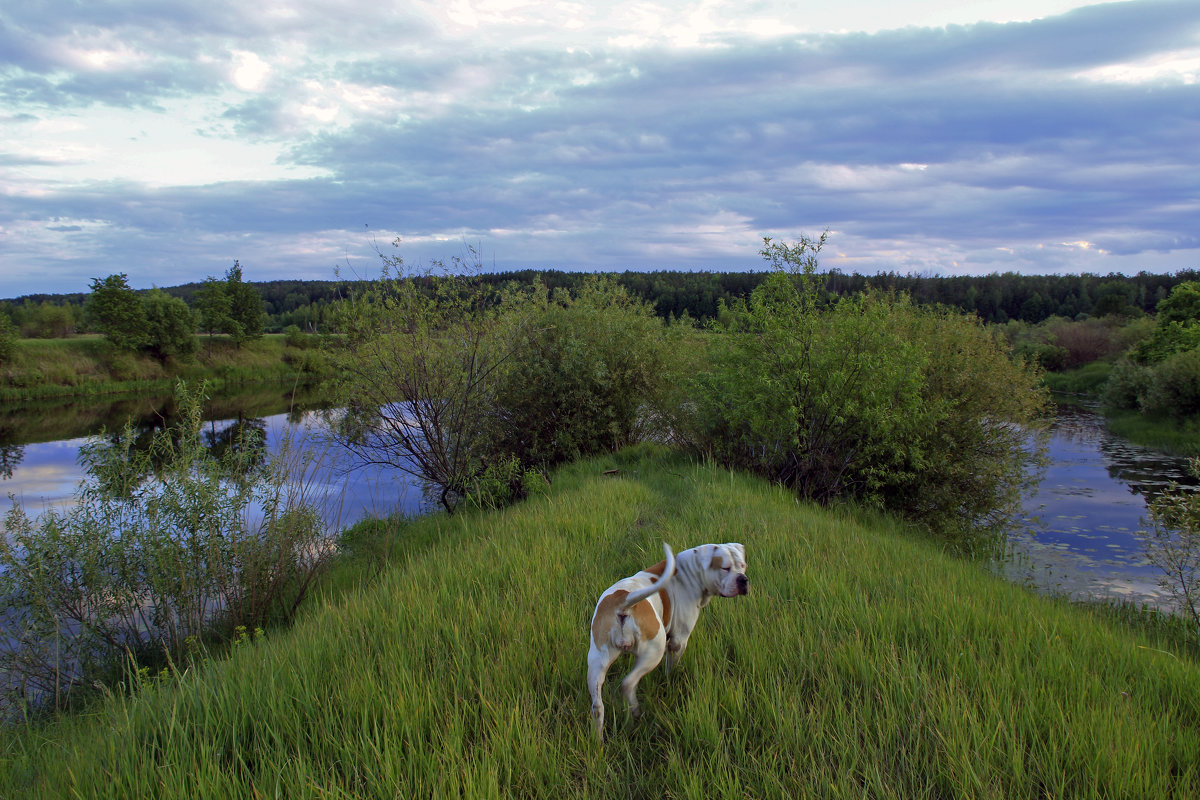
1,0,1198,297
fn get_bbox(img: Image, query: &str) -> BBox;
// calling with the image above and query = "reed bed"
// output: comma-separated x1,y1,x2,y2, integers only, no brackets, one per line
2,446,1197,798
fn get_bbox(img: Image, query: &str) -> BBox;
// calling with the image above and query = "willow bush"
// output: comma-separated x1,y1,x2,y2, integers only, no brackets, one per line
667,235,1048,552
0,382,328,714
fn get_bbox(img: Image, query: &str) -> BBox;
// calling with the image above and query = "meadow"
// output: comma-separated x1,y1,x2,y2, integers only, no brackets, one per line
3,445,1197,799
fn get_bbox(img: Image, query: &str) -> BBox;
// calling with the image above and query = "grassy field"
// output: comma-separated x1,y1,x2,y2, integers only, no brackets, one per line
0,335,327,401
2,446,1198,798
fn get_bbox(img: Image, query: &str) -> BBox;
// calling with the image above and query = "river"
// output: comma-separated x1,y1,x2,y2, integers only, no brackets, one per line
0,387,427,533
1003,403,1195,607
1,390,1194,606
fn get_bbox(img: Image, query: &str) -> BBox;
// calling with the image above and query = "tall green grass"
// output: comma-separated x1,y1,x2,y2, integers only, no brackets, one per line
3,446,1198,798
1106,411,1200,457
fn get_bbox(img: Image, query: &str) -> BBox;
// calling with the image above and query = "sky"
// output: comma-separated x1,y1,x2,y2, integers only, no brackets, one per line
1,0,1199,297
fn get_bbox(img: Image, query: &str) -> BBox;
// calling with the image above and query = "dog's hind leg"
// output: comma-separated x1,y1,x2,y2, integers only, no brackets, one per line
587,646,620,740
619,638,666,720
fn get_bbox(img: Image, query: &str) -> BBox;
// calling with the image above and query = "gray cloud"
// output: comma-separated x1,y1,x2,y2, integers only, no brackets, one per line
1,0,1199,296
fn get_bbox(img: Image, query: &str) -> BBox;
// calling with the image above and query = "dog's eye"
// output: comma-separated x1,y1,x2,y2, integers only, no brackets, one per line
723,565,731,571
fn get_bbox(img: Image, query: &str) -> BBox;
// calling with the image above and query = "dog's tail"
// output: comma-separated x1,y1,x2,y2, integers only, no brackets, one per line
619,543,676,611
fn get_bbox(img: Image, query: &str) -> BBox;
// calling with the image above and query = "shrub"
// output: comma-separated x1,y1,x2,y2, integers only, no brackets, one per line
1102,359,1151,412
488,277,673,469
1141,457,1200,643
0,314,16,365
142,288,197,362
1141,348,1200,418
283,324,307,349
0,382,329,713
324,243,534,513
670,235,1047,552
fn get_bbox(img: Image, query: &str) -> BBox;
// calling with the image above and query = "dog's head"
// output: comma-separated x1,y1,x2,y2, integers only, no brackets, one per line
706,542,749,597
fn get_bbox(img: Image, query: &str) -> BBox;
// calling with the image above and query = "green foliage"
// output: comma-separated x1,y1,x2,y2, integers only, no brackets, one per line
671,235,1047,551
325,243,529,513
1133,319,1200,365
1101,359,1150,412
1132,282,1200,365
1141,348,1200,418
1142,457,1200,643
224,262,266,347
489,277,673,469
141,289,197,362
194,275,232,347
86,273,148,352
0,382,329,713
17,301,77,338
461,453,547,511
1158,280,1200,326
283,324,307,348
0,313,16,364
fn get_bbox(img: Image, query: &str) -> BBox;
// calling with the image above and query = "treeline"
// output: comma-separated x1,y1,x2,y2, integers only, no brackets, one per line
2,266,1198,338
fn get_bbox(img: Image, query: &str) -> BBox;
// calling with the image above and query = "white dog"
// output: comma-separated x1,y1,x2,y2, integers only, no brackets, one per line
587,542,749,738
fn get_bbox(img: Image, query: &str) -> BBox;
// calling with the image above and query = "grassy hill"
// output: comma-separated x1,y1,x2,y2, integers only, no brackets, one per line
2,446,1198,798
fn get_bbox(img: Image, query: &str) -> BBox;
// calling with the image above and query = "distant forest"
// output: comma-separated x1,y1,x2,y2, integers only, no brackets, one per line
4,268,1199,335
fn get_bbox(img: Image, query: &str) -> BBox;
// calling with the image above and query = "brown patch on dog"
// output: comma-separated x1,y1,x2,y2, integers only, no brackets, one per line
592,590,629,644
710,550,725,570
629,597,660,639
658,588,672,630
592,589,663,645
645,559,669,578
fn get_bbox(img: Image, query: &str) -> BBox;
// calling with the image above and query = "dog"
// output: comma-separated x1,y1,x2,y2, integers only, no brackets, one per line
587,542,749,739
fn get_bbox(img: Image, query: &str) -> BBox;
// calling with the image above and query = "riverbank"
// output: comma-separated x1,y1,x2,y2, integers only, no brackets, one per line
1043,364,1200,456
4,446,1198,798
0,334,329,402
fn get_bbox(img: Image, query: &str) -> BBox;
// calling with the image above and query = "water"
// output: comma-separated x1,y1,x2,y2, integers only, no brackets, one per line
1006,404,1196,606
0,389,427,533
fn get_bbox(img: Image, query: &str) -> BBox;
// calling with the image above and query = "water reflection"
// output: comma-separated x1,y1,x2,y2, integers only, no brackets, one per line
1007,404,1196,607
1,389,425,532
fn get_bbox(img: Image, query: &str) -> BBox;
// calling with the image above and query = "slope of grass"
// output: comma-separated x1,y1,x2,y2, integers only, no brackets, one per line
3,445,1198,798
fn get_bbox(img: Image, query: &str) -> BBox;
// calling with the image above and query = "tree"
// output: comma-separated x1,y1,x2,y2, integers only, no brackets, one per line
325,243,536,513
194,276,232,351
86,273,147,352
142,289,197,362
225,262,265,347
1158,281,1200,327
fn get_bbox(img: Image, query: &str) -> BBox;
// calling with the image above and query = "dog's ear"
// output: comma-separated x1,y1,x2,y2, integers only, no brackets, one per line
728,542,745,562
709,545,724,570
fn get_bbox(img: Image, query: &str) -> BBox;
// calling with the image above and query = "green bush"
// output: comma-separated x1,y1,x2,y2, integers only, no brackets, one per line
670,235,1047,552
283,324,308,349
1142,457,1200,643
0,313,16,364
489,277,672,469
1133,320,1200,365
142,288,197,362
1142,348,1200,418
1101,359,1150,412
0,382,329,713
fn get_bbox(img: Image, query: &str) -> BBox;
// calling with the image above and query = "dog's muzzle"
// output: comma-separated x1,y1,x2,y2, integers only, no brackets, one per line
736,574,750,595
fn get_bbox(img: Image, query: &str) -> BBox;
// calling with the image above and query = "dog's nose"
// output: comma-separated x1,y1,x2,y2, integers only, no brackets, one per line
737,574,749,595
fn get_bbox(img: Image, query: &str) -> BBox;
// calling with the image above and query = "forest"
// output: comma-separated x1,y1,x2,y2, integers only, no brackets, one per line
3,267,1198,336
